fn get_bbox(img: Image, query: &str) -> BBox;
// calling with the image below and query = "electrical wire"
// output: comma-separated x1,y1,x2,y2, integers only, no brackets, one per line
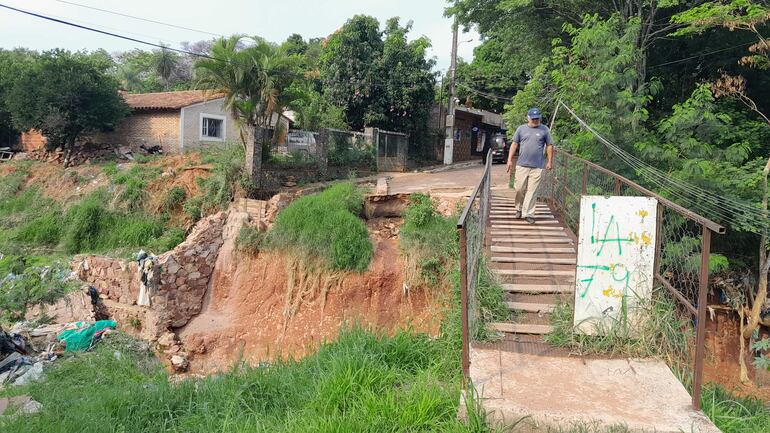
647,41,756,69
0,3,214,59
55,0,223,37
557,101,769,232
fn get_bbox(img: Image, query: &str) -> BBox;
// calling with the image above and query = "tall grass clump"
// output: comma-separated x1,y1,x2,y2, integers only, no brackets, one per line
268,183,373,271
0,327,502,433
545,288,692,367
399,193,458,288
111,164,163,211
701,385,770,433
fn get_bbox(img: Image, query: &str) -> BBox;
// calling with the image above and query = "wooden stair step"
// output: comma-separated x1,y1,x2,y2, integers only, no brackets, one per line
489,322,553,335
490,231,569,238
506,302,556,313
491,226,565,233
491,237,572,244
491,246,575,254
492,220,561,226
503,284,574,294
491,256,576,264
492,269,575,277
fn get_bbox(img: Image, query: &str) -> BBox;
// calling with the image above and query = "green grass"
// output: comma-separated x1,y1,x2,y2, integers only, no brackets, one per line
544,288,693,386
268,183,373,272
399,193,459,288
0,328,502,433
236,224,265,256
701,385,770,433
0,256,77,322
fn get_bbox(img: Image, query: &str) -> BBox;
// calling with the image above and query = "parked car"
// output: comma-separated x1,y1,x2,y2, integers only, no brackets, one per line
287,130,316,154
490,133,509,163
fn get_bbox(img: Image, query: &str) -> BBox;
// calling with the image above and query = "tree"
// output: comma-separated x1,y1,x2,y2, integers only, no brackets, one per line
370,18,436,136
7,50,129,167
671,0,770,375
320,15,384,130
154,46,181,91
195,35,304,147
505,14,653,166
0,49,37,147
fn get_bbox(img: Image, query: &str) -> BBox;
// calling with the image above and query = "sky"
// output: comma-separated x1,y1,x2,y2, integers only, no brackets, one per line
0,0,480,72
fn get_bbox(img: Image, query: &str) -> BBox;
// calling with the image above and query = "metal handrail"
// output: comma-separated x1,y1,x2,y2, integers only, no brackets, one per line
549,148,721,410
457,150,492,381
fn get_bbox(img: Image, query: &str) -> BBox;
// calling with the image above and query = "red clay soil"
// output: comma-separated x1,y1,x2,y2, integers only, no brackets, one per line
702,308,770,401
178,215,445,374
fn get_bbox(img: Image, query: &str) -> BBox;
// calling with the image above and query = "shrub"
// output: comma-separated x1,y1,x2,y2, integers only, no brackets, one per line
183,195,204,222
0,260,76,322
162,186,187,213
15,209,63,246
235,225,264,256
63,195,111,253
268,183,372,271
147,227,186,253
399,193,458,288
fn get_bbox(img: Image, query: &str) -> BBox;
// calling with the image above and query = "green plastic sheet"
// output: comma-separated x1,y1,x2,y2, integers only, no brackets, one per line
57,320,117,352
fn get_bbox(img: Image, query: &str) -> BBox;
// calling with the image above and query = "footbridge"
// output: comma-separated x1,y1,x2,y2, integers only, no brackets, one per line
457,149,723,432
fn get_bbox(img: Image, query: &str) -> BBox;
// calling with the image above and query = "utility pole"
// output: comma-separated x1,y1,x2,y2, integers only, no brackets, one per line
443,19,458,165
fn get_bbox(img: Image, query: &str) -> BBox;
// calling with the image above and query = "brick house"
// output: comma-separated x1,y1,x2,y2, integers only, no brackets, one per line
19,90,292,154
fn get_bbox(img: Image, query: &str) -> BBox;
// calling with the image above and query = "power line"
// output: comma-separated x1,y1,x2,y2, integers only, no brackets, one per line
55,0,223,38
557,101,768,232
0,3,214,59
647,41,755,69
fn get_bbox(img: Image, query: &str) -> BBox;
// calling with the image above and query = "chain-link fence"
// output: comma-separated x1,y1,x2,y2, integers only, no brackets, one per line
457,150,492,378
542,149,724,409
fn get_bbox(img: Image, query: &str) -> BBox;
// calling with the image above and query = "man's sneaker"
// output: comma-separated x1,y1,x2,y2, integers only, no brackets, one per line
526,216,536,224
514,210,522,219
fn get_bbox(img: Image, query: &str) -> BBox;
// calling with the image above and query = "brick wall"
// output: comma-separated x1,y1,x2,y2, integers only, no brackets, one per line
452,117,474,162
19,130,47,152
92,110,181,154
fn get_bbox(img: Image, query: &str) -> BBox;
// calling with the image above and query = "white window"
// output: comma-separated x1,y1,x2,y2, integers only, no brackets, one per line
200,114,225,141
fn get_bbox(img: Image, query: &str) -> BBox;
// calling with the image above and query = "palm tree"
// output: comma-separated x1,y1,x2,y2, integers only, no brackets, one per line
155,46,179,91
195,36,304,150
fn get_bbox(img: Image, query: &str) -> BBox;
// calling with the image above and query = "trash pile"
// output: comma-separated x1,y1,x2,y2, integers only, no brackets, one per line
0,320,117,389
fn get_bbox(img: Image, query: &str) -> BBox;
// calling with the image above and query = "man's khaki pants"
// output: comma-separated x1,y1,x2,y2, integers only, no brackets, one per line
513,166,543,218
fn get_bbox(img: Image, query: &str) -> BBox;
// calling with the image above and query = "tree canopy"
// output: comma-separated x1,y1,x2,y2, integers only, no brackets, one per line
6,50,129,166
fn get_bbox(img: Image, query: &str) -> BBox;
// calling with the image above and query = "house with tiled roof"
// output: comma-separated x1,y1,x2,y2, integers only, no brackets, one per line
19,90,292,154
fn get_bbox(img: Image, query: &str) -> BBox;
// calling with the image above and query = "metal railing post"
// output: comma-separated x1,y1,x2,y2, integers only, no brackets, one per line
459,226,470,381
614,178,622,195
582,163,588,195
692,225,712,410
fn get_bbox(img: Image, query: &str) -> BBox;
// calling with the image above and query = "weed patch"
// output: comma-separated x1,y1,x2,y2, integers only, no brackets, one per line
701,385,770,433
0,258,76,322
268,183,373,271
545,288,691,374
0,328,502,433
236,224,265,256
399,193,458,289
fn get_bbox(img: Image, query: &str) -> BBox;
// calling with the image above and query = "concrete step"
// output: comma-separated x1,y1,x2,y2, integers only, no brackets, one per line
491,246,575,254
491,256,576,265
491,237,573,244
493,269,575,277
489,322,553,335
506,302,556,313
503,284,575,294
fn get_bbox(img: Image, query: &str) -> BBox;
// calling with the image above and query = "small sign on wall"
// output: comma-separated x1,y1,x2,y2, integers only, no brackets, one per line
574,196,658,335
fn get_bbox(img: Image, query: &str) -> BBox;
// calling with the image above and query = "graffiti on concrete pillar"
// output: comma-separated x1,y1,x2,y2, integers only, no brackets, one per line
574,196,658,335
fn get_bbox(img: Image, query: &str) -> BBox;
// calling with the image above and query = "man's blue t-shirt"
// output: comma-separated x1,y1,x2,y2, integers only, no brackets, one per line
513,124,553,169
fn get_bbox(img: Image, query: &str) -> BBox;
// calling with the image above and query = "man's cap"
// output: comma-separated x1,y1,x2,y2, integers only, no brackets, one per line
527,108,541,119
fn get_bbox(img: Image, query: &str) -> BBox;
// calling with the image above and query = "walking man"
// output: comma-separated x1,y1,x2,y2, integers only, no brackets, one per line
506,108,554,224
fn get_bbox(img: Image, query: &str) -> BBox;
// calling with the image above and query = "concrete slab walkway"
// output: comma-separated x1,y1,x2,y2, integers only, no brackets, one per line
468,347,721,432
